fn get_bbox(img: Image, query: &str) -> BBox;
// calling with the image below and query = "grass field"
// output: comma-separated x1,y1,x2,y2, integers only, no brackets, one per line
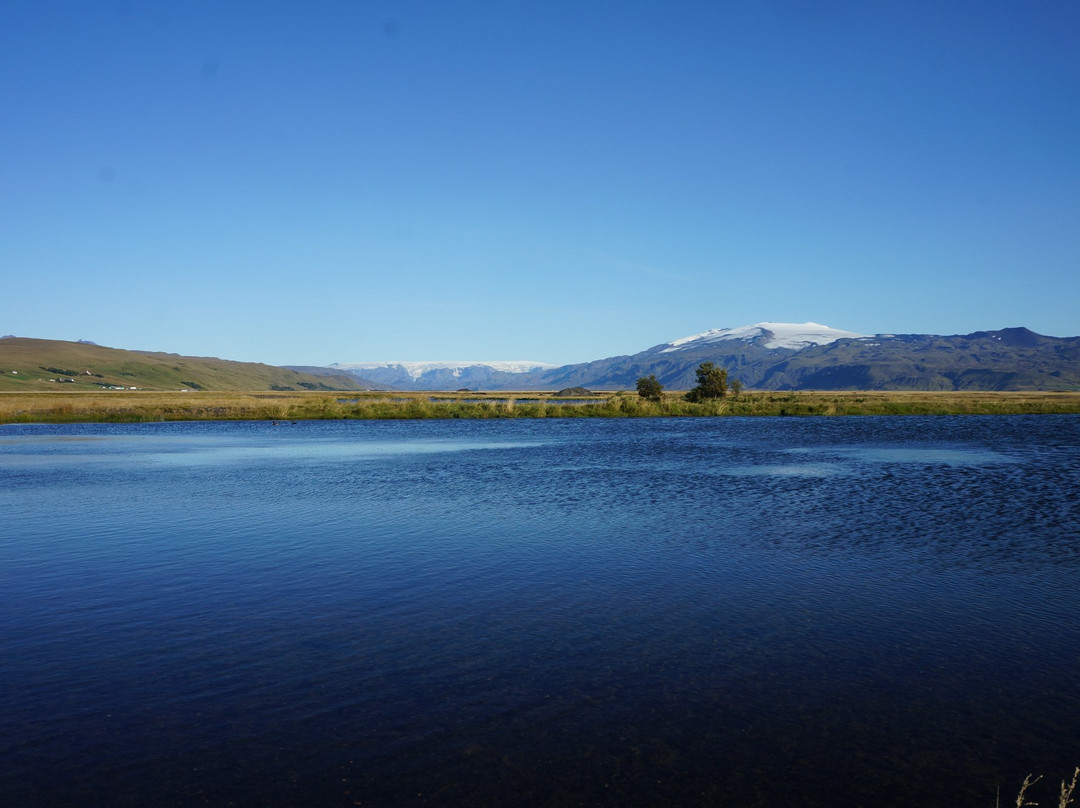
2,389,1079,423
0,337,365,392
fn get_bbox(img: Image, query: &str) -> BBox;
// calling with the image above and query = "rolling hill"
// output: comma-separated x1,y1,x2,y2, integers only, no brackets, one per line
0,337,370,392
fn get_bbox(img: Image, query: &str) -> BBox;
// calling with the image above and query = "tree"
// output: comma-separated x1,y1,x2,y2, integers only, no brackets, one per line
730,378,743,397
686,362,727,402
636,374,664,401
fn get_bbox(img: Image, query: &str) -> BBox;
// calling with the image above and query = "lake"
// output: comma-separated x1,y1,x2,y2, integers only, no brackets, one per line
2,416,1079,807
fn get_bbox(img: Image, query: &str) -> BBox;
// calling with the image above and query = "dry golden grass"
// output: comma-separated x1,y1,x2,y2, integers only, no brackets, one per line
1,389,1079,423
1008,766,1078,807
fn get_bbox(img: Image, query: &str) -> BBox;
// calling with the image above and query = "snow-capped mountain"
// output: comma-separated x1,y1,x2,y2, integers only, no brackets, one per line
326,360,558,390
331,323,854,387
316,323,1080,392
662,322,868,352
331,360,557,379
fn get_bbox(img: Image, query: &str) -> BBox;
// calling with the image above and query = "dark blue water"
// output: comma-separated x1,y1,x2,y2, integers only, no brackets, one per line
2,416,1079,807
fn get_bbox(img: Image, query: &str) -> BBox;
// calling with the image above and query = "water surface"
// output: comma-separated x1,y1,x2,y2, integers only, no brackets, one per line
2,416,1079,806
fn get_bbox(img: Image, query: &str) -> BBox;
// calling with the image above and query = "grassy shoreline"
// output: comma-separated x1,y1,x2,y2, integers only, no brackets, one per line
2,389,1080,423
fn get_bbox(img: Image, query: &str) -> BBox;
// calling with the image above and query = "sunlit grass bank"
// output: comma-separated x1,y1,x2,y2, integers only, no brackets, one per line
2,389,1080,423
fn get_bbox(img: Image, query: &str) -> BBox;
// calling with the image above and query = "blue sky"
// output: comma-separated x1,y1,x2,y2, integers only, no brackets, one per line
3,1,1079,366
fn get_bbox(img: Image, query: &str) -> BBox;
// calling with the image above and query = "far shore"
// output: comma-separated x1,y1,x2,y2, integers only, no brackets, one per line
2,389,1079,423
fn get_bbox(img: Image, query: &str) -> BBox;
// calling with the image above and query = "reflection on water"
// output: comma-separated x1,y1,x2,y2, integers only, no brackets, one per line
0,430,545,468
792,445,1017,465
1,416,1079,807
719,461,845,477
139,437,545,467
719,443,1019,477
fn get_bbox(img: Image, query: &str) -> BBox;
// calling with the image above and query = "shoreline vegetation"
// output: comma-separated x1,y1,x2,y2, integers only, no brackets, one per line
2,389,1080,424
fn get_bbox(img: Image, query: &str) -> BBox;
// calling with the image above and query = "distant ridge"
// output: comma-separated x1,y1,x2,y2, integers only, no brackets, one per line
326,360,557,391
332,360,557,377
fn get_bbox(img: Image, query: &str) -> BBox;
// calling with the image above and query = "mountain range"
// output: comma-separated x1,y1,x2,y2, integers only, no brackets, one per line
4,322,1077,393
316,322,1080,392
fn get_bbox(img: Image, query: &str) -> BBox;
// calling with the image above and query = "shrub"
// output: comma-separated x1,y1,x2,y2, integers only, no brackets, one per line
636,375,663,401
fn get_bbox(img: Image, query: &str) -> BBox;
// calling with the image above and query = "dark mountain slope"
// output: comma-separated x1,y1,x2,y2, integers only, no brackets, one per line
491,326,1080,391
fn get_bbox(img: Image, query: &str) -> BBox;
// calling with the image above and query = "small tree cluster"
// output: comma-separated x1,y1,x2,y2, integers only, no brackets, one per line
635,374,664,401
685,362,728,402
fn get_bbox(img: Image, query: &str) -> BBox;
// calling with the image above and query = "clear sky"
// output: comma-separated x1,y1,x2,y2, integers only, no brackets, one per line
3,1,1079,366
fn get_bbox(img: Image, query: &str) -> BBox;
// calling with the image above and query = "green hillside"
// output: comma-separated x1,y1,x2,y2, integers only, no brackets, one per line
0,337,366,392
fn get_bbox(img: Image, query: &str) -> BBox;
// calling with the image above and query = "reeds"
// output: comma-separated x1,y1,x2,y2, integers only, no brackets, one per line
1008,766,1078,807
